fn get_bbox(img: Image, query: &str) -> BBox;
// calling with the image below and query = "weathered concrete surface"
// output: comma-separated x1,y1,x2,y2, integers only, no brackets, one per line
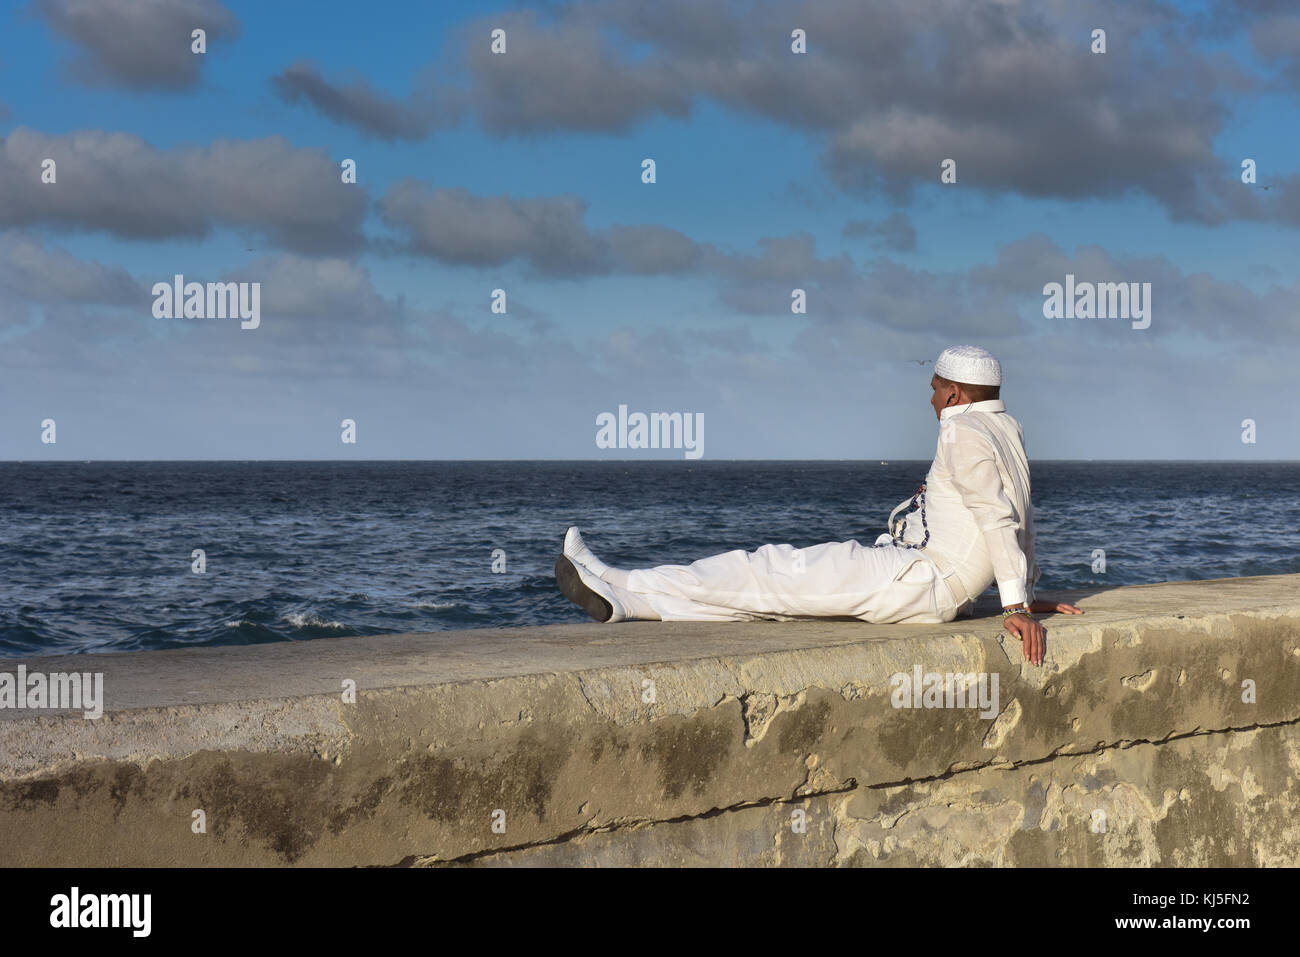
450,723,1300,867
2,573,1298,866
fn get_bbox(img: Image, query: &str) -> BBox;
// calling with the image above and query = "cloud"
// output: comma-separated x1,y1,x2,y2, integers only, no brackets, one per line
378,180,704,277
379,181,603,274
378,180,877,290
378,180,898,297
272,60,461,141
603,224,704,275
1247,12,1300,89
972,234,1300,345
1,234,1297,459
692,232,946,324
383,183,1050,334
0,231,144,305
842,212,917,252
227,254,390,323
451,6,693,135
319,0,1296,226
697,229,1300,348
271,7,690,139
0,245,582,403
0,128,366,252
681,325,767,356
258,0,1300,227
30,0,239,90
705,232,853,283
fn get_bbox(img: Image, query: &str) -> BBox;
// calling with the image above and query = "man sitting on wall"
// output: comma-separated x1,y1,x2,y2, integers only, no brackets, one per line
555,345,1082,665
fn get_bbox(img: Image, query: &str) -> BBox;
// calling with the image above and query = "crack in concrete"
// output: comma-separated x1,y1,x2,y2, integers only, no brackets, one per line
396,778,860,866
398,713,1300,866
864,713,1300,790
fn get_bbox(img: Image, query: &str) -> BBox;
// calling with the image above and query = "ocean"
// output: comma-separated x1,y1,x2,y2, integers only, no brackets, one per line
1,460,1297,656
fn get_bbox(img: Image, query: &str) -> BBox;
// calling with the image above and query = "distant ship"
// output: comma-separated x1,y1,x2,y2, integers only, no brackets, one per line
880,460,888,465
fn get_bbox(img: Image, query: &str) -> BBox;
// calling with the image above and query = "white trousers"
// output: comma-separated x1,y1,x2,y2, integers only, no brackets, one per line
624,534,962,623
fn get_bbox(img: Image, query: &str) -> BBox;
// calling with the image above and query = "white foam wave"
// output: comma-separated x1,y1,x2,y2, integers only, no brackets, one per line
281,612,348,630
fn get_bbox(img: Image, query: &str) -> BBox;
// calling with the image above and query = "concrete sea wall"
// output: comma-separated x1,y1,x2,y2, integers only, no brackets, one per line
2,574,1298,866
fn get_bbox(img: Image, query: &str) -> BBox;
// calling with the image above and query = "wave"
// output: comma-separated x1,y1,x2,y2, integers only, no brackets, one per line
280,611,348,630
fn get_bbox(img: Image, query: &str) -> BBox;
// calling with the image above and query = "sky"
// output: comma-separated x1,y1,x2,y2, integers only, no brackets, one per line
0,0,1297,460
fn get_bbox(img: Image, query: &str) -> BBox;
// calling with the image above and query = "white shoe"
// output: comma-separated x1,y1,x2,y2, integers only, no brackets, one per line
555,555,626,623
563,526,609,577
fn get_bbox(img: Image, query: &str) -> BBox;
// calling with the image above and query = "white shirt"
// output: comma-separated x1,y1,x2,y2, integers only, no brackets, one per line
887,399,1040,609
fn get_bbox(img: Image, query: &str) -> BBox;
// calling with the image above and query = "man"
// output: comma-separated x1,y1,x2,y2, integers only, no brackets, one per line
555,345,1081,665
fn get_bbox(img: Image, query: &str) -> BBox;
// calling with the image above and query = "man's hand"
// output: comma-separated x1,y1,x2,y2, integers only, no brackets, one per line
1029,599,1083,615
1002,612,1045,665
1003,599,1082,665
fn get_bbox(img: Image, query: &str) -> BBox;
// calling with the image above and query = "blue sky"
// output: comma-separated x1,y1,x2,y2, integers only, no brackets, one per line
1,0,1297,459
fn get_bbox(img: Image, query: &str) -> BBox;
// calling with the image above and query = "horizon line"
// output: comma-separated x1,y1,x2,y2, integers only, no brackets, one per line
3,458,1297,465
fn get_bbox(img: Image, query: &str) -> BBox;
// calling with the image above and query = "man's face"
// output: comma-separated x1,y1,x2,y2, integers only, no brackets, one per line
929,374,959,420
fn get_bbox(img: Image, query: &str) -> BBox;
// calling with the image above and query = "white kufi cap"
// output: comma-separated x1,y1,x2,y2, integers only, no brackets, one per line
934,344,1001,386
